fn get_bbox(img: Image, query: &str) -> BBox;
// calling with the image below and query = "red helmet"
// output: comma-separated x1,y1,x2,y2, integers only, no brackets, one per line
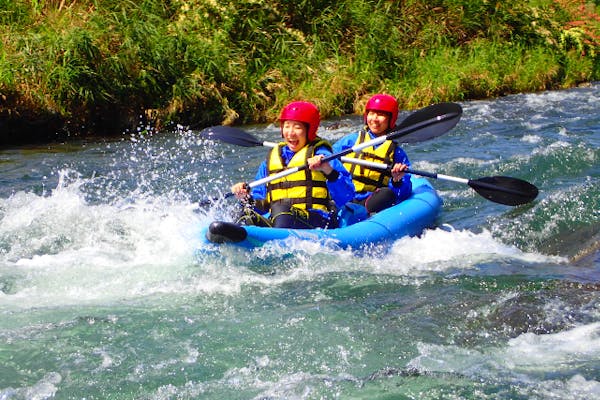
279,101,320,141
364,94,399,127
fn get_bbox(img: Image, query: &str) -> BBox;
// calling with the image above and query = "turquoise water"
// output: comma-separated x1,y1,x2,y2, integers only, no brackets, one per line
1,85,599,399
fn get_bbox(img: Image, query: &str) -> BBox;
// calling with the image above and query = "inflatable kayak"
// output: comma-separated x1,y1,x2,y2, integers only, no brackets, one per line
200,176,442,250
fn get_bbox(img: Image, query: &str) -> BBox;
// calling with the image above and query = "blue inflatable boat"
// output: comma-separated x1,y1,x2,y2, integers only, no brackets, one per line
200,176,442,250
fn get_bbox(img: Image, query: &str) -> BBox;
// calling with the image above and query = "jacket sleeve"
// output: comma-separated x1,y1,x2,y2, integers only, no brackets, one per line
388,145,412,202
249,160,268,200
315,146,355,208
332,131,370,201
332,132,359,153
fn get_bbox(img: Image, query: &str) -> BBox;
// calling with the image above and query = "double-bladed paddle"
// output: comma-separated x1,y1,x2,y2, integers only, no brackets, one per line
200,102,461,149
200,102,462,191
200,102,538,206
339,157,538,206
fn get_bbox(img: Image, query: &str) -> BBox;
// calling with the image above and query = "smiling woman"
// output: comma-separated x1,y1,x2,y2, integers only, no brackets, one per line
228,101,355,229
336,94,413,214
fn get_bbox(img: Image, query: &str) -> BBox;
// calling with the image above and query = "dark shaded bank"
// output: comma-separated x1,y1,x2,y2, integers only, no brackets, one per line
0,102,149,146
1,0,599,147
0,109,63,146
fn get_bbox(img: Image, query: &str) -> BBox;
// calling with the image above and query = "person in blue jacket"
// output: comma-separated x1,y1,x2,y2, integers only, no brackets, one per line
333,94,411,214
231,101,355,229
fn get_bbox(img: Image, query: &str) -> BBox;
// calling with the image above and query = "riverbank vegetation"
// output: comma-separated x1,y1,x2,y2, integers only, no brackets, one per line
1,0,599,144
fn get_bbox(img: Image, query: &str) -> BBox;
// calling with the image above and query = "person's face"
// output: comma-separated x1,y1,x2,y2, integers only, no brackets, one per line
366,110,390,136
281,120,308,152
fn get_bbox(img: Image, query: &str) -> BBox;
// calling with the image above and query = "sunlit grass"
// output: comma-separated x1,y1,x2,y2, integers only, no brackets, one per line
0,0,599,139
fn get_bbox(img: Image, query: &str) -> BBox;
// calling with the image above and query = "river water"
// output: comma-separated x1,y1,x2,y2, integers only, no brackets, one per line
1,84,599,399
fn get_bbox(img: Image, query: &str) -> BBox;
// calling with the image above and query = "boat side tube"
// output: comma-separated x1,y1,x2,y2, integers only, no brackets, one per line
200,176,442,249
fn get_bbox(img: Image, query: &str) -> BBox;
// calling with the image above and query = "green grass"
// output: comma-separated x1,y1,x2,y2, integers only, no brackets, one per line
0,0,599,140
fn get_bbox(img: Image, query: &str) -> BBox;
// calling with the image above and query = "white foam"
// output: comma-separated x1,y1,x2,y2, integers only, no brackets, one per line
0,170,243,309
506,322,600,368
409,322,600,398
0,372,62,400
384,227,562,271
0,164,568,311
522,134,542,144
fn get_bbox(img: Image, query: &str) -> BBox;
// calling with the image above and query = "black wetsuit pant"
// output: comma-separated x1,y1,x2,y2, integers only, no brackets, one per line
358,187,396,214
235,201,336,229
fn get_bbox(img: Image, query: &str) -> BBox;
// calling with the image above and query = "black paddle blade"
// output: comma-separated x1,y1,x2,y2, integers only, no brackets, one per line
469,176,539,206
199,125,262,147
394,102,463,143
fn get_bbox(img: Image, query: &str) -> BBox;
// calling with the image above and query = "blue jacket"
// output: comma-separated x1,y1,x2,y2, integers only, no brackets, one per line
250,144,355,215
332,129,412,202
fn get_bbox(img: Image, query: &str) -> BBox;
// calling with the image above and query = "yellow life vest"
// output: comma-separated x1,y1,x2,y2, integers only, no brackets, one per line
266,139,332,211
343,128,395,193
